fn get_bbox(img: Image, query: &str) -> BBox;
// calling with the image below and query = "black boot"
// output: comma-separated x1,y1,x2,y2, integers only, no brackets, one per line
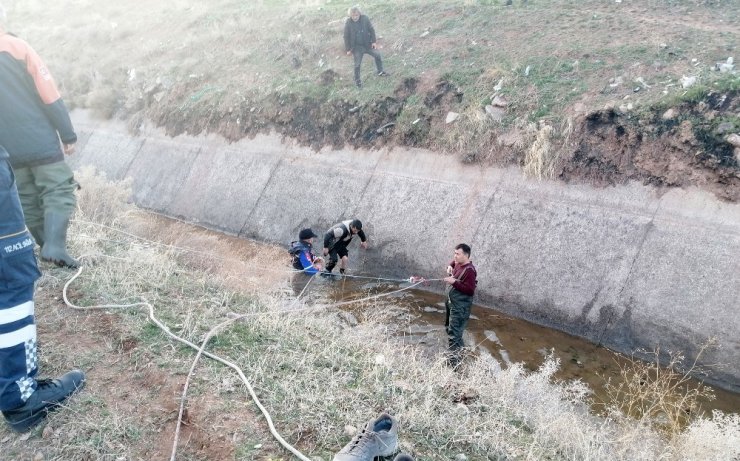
40,210,79,268
2,370,86,432
321,260,337,278
324,260,336,273
28,224,44,246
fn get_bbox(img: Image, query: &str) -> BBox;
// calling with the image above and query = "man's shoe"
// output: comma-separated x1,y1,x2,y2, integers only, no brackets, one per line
2,370,86,432
394,455,415,461
333,412,399,461
355,81,363,88
321,272,341,280
446,353,464,371
377,71,389,77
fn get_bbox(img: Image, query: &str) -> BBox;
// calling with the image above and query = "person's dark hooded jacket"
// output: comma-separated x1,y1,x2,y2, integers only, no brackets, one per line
0,32,77,169
343,15,376,51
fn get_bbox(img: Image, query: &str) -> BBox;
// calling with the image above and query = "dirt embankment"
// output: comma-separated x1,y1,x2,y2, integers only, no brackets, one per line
144,77,740,202
563,91,740,202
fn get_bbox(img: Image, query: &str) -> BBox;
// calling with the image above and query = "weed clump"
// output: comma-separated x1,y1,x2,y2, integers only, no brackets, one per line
598,344,718,439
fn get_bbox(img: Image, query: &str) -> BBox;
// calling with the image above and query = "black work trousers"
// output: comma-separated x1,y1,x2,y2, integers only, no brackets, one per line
353,47,383,85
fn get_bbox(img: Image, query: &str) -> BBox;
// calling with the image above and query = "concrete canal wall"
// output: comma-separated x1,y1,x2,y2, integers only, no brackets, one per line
69,113,740,392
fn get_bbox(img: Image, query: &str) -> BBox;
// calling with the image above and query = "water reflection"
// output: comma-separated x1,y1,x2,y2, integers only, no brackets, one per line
287,273,740,417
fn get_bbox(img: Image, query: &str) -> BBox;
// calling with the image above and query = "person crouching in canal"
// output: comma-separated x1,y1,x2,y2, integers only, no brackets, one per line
289,228,324,297
289,228,324,275
443,243,478,369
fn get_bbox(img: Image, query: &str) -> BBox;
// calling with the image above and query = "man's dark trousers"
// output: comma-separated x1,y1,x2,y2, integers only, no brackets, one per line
353,46,383,85
325,243,349,273
445,289,473,367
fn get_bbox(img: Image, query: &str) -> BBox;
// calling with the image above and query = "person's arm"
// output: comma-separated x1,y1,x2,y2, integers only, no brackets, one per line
24,43,77,149
444,260,455,284
344,20,352,52
323,229,335,255
367,17,377,48
357,229,368,249
298,250,318,275
312,256,324,272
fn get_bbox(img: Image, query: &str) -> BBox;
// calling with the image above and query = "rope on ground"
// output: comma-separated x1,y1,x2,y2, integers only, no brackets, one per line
62,257,312,461
61,253,426,460
171,317,231,461
171,276,315,460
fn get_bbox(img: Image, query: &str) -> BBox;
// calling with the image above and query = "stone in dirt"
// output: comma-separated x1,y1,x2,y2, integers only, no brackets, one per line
681,75,697,88
491,95,509,107
446,111,460,124
485,105,505,121
662,108,678,120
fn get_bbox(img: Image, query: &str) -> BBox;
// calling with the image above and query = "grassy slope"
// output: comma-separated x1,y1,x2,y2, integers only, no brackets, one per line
7,0,740,159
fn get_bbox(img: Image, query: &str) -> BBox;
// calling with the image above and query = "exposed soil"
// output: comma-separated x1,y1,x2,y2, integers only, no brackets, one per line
561,91,740,201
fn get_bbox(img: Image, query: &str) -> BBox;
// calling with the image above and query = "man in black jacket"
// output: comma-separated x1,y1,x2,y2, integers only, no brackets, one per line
0,4,80,268
322,219,368,275
343,6,387,88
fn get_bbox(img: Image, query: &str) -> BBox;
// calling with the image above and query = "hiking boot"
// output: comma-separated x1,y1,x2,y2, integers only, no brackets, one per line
377,71,389,77
393,455,415,461
2,370,86,432
333,412,399,461
40,210,79,268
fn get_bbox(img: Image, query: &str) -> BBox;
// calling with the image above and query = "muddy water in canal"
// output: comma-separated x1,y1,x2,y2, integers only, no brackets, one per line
289,273,740,418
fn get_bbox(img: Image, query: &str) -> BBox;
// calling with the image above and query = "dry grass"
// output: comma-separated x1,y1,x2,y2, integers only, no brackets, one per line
521,117,574,180
522,122,555,179
598,343,718,439
435,106,495,163
3,171,739,459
